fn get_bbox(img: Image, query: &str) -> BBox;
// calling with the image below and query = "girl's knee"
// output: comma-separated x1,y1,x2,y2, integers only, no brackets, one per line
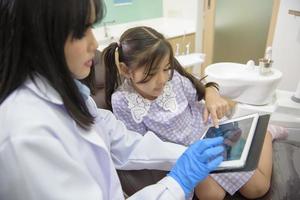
240,180,270,199
195,185,226,200
196,192,225,200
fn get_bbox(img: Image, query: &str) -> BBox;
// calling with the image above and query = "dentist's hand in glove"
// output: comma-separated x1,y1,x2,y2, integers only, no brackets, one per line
168,137,224,197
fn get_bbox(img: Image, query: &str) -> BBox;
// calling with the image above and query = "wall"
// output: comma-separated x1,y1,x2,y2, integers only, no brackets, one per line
101,0,163,25
195,0,204,52
272,0,300,91
163,0,198,20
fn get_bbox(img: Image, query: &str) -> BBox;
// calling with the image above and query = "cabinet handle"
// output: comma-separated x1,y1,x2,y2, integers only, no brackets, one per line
207,0,211,10
288,9,300,17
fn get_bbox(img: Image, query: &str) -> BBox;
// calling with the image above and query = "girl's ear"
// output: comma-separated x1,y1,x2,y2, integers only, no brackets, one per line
119,62,131,78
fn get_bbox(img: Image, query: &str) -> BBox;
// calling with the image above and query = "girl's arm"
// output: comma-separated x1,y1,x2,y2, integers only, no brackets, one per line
176,70,235,127
203,86,230,128
203,85,238,127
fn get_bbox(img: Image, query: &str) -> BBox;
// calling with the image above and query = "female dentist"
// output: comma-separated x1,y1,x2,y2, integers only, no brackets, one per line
0,0,224,199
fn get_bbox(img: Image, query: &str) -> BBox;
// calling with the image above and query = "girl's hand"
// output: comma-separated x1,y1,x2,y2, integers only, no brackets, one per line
203,87,234,128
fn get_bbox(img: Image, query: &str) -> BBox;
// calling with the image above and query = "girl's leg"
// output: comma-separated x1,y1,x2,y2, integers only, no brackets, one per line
239,132,273,199
195,176,226,200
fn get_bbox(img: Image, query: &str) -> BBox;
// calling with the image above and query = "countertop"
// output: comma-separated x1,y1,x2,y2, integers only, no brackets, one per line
93,17,196,51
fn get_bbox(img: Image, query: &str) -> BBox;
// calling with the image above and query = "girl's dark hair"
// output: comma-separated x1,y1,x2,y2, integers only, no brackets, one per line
0,0,105,129
103,26,205,110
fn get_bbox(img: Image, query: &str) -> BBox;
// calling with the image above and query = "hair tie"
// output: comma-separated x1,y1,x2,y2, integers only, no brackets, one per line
115,46,120,71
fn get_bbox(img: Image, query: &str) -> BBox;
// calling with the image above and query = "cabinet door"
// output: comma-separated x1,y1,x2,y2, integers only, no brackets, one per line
168,33,195,56
202,0,275,69
202,0,216,70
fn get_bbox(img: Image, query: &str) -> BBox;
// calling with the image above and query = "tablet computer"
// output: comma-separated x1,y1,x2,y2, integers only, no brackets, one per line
201,113,259,171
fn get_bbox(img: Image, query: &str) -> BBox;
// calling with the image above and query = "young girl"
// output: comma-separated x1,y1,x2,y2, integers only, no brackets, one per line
103,26,287,199
0,0,225,199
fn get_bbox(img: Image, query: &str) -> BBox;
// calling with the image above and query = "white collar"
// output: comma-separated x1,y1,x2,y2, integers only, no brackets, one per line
121,79,178,123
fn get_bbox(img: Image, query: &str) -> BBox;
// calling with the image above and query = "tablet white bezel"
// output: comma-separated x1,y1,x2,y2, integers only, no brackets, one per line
202,113,259,170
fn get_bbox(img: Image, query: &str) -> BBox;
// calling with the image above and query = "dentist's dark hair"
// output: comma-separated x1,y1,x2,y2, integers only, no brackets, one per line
0,0,105,129
103,26,206,111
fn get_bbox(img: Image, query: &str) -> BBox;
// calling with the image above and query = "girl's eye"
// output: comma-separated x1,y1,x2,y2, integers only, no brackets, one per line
146,70,158,77
147,73,155,78
164,64,171,69
163,66,172,71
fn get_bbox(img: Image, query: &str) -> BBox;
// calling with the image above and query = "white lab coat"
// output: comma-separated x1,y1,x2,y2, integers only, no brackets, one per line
0,76,187,200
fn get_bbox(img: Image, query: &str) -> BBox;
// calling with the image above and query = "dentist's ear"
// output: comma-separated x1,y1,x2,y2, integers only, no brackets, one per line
119,62,131,79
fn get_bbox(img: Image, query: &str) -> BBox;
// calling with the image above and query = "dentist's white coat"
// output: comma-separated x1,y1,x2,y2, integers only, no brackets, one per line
0,76,187,200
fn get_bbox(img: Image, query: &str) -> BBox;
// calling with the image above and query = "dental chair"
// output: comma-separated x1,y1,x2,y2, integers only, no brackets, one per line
92,50,300,200
91,50,108,109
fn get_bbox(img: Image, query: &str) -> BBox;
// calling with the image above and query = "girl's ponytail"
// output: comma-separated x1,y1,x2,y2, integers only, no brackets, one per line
173,58,206,101
103,42,122,110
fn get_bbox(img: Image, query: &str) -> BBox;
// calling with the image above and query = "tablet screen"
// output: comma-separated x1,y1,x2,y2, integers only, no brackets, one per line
202,114,259,169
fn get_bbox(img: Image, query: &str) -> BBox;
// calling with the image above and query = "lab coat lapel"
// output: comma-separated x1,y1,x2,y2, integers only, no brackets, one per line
76,123,109,152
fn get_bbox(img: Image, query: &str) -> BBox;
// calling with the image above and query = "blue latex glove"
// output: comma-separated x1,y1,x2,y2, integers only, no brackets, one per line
168,137,224,196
